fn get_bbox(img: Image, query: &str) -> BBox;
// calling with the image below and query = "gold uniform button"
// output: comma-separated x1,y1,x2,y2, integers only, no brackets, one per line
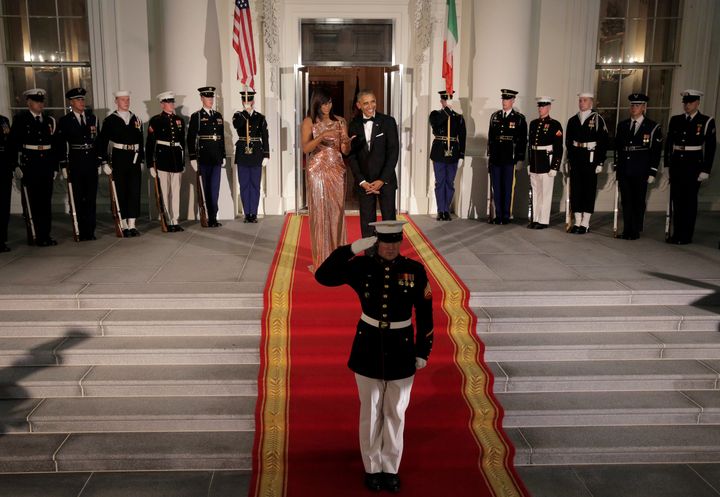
384,284,389,289
382,294,388,299
382,304,387,309
382,314,387,318
385,275,390,280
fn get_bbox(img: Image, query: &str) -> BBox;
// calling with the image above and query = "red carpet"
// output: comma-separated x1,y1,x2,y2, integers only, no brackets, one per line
250,215,529,497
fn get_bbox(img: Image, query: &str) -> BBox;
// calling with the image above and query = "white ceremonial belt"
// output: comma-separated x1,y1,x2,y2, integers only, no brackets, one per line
70,144,94,150
23,144,51,151
572,141,597,149
198,135,222,141
531,145,553,151
238,137,263,142
156,140,183,147
111,142,139,151
433,136,458,142
673,145,702,151
360,313,412,330
624,146,648,151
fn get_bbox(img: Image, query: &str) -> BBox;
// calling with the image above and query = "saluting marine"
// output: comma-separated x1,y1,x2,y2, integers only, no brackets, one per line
564,92,608,234
664,89,716,245
487,88,527,224
613,93,663,240
0,113,11,252
527,96,563,229
8,88,59,246
429,90,466,221
147,91,186,232
187,86,226,227
97,90,145,237
233,90,269,223
56,87,100,241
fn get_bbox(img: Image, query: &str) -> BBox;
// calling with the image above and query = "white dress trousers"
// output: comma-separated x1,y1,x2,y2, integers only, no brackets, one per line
530,172,555,225
157,170,182,224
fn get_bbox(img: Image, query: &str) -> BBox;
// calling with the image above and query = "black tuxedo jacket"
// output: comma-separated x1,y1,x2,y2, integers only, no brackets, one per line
347,112,399,189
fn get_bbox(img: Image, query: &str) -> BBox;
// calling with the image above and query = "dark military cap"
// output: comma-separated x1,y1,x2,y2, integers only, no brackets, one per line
628,93,649,104
23,88,46,102
65,87,86,100
240,89,256,101
198,86,216,97
501,89,518,99
370,220,407,243
438,90,455,100
681,89,703,103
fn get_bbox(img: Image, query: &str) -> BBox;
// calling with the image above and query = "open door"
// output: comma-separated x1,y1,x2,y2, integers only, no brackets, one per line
294,65,310,213
384,64,412,214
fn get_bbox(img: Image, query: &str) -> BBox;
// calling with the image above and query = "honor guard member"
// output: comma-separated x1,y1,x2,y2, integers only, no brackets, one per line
97,90,144,236
315,220,433,493
613,93,662,240
429,90,466,221
147,91,186,232
487,89,527,224
564,92,609,234
527,97,563,229
665,89,716,245
7,88,59,246
56,88,100,241
187,86,225,227
1,113,11,252
233,90,269,223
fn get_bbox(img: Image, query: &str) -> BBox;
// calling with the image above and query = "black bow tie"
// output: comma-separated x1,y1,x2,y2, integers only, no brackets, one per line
362,117,374,124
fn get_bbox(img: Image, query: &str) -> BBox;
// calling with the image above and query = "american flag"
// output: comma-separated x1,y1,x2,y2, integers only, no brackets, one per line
232,0,257,88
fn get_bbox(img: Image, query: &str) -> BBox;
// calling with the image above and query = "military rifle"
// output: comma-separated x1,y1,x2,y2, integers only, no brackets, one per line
62,166,80,242
564,173,572,232
196,170,209,227
612,180,620,238
108,173,127,237
664,193,673,242
18,180,36,245
486,169,494,223
152,164,170,232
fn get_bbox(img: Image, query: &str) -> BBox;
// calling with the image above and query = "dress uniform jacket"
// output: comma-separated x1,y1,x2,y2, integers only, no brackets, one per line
1,115,11,247
429,108,466,163
232,110,269,166
57,111,99,169
146,112,186,173
487,109,527,165
7,110,58,173
565,111,608,169
664,112,716,178
315,245,434,381
96,111,144,166
0,115,10,177
615,117,662,177
528,117,563,173
187,108,226,165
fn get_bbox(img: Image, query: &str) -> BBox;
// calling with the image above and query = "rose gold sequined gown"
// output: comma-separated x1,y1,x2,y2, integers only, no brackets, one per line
307,119,347,268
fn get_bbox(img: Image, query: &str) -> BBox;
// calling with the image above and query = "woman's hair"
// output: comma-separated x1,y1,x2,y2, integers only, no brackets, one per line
308,87,337,122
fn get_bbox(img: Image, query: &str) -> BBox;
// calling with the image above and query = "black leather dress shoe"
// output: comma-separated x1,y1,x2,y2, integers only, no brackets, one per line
167,225,176,232
436,213,444,220
244,215,251,223
527,222,537,229
534,223,548,229
250,215,258,223
577,226,588,234
383,473,401,493
570,225,580,234
122,229,131,237
0,244,10,253
500,218,510,225
174,225,184,232
674,239,691,245
36,238,57,247
364,473,382,492
443,212,451,221
129,228,140,237
209,220,222,227
492,218,502,225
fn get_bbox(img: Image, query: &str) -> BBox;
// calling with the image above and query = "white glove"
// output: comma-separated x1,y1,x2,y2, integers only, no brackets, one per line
262,158,269,167
53,171,58,180
103,163,112,175
647,176,656,184
415,357,427,370
457,158,464,168
61,168,68,179
222,158,226,167
149,167,157,179
190,159,198,172
350,236,377,255
604,171,617,190
527,165,531,176
595,165,603,174
698,172,709,182
658,173,670,191
14,167,23,180
548,169,557,177
515,161,524,171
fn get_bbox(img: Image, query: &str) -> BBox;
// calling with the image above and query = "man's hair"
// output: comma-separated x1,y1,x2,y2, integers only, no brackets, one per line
356,89,375,102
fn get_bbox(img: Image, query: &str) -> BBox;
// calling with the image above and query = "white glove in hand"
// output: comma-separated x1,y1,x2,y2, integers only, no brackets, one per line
415,357,427,370
190,159,198,172
548,169,558,177
647,176,656,184
14,167,23,180
527,165,531,176
149,167,157,179
103,163,112,176
457,158,464,168
61,168,68,179
97,166,102,175
658,174,670,191
262,158,269,167
698,172,709,182
222,158,226,167
515,161,524,171
351,236,377,255
595,165,603,174
53,171,58,180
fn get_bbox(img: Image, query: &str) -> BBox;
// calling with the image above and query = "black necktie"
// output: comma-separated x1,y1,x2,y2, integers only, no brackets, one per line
630,120,636,135
362,117,374,124
35,115,41,124
80,114,86,127
687,114,692,122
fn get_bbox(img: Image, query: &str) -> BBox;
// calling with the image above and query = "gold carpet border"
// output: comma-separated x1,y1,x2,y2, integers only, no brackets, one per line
402,215,524,497
254,214,302,497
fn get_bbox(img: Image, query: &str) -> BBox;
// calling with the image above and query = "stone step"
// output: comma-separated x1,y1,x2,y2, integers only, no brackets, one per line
0,309,262,337
509,425,720,465
489,359,720,393
0,431,252,472
0,396,255,433
0,364,259,398
474,305,720,333
497,391,716,427
481,331,720,361
0,336,260,366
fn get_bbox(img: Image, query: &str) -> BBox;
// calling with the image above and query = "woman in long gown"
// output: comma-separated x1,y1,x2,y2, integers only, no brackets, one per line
301,88,351,270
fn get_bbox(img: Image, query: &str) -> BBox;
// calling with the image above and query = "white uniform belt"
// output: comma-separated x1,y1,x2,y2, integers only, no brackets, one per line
624,145,648,151
238,137,263,142
70,144,94,150
111,142,139,151
498,135,514,141
23,144,51,151
572,141,597,149
673,145,702,151
433,136,458,142
531,145,553,151
360,313,412,330
198,135,222,141
156,140,183,147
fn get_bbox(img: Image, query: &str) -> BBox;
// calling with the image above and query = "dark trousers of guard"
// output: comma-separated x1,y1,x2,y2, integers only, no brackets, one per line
238,165,262,217
433,161,458,214
670,173,701,243
200,163,221,222
618,174,648,238
359,185,396,238
112,152,141,219
490,162,514,221
0,173,10,246
23,169,54,243
569,164,598,213
69,164,98,238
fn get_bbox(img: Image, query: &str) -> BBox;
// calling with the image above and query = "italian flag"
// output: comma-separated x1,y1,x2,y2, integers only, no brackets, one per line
442,0,458,95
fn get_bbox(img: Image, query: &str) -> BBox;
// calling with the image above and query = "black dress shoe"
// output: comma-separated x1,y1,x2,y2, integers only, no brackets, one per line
527,222,537,229
174,225,184,232
0,244,10,253
443,212,451,221
674,239,691,245
570,225,580,234
209,220,222,227
383,473,401,493
577,226,588,234
244,215,251,223
250,215,258,223
36,238,57,247
436,213,444,220
122,229,131,237
500,218,510,225
364,473,382,492
167,225,177,232
493,218,502,225
534,223,548,230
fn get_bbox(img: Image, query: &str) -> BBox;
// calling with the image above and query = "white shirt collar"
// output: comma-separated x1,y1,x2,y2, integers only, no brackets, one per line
578,109,592,124
203,107,213,114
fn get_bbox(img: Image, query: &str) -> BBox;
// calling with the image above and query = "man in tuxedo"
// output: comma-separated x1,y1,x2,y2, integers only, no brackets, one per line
348,90,400,238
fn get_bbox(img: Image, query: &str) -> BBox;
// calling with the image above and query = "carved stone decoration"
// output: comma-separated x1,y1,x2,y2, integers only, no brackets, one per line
413,0,433,65
260,0,280,91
